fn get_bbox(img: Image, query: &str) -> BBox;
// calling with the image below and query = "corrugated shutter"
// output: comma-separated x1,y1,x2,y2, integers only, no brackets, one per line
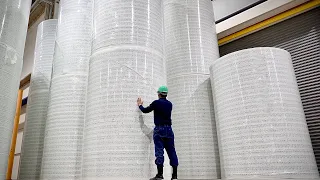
219,7,320,171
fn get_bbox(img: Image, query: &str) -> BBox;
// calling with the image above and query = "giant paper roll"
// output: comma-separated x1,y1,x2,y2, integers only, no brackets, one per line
40,0,92,179
42,75,87,179
210,47,319,179
52,0,92,77
83,0,165,179
0,0,31,178
0,0,31,55
164,0,220,178
92,0,163,53
19,19,57,180
84,49,165,179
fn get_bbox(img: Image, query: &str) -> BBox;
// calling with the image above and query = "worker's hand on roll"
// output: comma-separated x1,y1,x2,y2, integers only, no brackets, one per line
137,98,143,106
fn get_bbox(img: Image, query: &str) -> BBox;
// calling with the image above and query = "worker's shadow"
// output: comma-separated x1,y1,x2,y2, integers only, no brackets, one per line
138,114,153,142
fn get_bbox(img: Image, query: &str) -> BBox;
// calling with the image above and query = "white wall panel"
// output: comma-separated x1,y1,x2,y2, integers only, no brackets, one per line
11,155,20,180
212,0,260,21
19,114,26,125
0,0,31,178
11,131,23,180
210,47,319,179
163,0,220,179
15,131,24,154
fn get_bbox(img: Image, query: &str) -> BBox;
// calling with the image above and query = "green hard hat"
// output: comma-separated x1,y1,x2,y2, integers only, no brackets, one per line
158,86,168,94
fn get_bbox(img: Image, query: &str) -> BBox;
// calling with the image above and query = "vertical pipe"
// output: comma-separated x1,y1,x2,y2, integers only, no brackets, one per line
0,0,32,178
163,0,220,179
6,89,23,180
53,0,60,19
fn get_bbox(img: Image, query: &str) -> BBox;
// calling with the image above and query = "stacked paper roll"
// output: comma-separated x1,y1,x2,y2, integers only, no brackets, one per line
83,0,165,179
163,0,220,178
19,20,57,180
0,0,31,54
92,0,163,53
41,0,92,179
210,47,319,179
0,0,31,178
52,0,92,76
42,75,87,179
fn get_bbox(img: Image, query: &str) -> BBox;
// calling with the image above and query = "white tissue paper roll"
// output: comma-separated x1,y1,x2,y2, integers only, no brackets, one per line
52,0,92,77
92,0,163,53
83,0,166,179
42,74,88,179
210,47,319,179
19,19,57,180
40,0,92,179
0,0,31,178
84,49,165,180
164,0,220,178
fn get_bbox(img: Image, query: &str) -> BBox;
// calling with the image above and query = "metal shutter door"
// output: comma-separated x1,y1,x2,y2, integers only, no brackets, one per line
219,7,320,171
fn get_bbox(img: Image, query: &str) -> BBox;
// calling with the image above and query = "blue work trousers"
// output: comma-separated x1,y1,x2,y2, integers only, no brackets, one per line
153,125,179,167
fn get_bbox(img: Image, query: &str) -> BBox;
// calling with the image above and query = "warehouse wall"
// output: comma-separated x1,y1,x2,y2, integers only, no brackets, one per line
212,0,261,21
215,0,309,37
219,7,320,171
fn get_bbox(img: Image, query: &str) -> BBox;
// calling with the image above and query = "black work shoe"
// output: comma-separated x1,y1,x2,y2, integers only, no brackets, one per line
172,166,178,180
149,174,164,180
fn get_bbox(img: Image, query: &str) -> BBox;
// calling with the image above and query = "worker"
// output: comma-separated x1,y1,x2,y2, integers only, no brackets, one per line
137,86,179,180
